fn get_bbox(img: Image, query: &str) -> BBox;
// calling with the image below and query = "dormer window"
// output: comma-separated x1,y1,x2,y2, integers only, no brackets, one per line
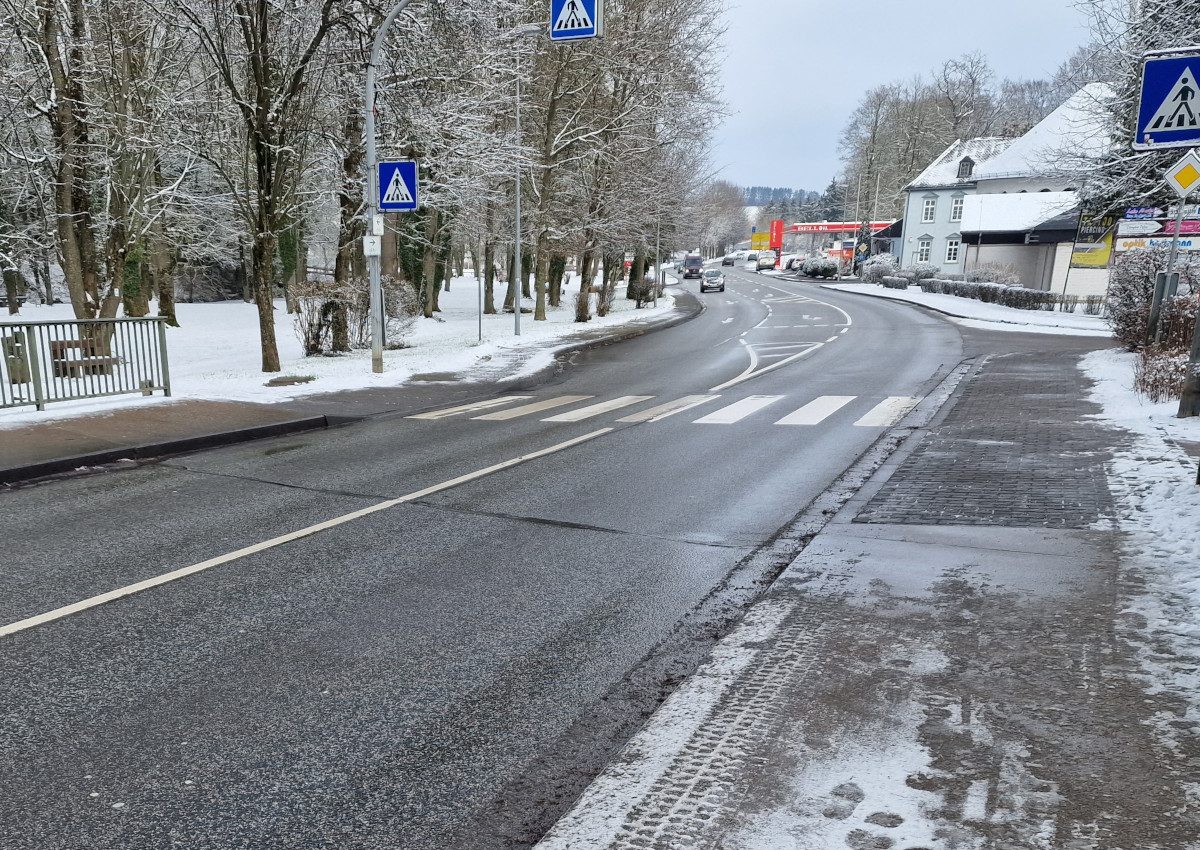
957,157,975,179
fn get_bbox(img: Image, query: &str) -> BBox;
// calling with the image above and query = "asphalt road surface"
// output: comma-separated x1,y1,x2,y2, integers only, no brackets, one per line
0,266,1085,849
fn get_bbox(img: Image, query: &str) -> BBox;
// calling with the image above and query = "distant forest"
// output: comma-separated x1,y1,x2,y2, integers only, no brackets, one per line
740,186,820,207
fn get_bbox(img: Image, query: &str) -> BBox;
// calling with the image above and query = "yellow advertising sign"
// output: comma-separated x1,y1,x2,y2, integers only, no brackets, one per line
1071,214,1115,268
751,232,770,250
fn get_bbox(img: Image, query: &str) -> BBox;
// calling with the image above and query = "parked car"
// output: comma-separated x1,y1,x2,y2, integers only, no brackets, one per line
681,253,704,279
756,250,777,271
746,251,759,263
699,268,725,292
734,250,748,260
721,253,736,266
784,255,807,271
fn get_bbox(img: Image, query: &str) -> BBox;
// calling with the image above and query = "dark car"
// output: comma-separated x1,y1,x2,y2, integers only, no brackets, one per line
721,253,736,266
682,253,703,279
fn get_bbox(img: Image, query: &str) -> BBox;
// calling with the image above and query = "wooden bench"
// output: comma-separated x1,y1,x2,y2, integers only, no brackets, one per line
49,339,120,378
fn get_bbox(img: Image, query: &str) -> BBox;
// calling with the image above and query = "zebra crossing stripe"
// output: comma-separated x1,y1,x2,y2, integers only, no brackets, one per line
616,395,720,423
473,395,594,421
854,396,920,427
543,396,654,422
407,396,532,420
775,396,855,426
694,395,785,424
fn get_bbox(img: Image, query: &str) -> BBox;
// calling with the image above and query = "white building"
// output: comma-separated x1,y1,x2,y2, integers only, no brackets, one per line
897,137,1015,273
899,84,1114,295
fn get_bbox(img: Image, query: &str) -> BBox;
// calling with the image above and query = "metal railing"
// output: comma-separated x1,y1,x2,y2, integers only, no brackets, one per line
1,317,171,411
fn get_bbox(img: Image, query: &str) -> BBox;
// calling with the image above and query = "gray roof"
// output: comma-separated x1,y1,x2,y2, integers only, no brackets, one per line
905,137,1016,191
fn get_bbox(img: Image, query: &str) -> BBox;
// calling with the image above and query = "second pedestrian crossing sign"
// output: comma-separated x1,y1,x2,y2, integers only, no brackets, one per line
551,0,602,40
379,161,418,211
1136,50,1200,150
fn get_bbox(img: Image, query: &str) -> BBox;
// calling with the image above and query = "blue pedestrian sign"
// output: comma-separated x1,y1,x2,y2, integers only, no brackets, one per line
1135,49,1200,150
378,161,418,211
550,0,601,41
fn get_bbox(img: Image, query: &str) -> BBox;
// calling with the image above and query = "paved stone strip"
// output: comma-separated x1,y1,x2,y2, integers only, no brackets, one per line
855,353,1119,527
605,579,848,849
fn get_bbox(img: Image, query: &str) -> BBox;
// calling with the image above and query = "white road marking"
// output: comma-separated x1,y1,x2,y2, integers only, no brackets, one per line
694,395,784,424
407,396,531,419
473,395,593,420
0,429,614,639
825,336,839,343
854,396,921,427
775,396,856,425
542,396,653,422
616,395,720,423
709,343,821,392
840,328,848,334
721,318,734,324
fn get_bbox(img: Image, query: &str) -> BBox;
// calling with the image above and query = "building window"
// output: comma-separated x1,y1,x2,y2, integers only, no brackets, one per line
917,238,932,263
957,157,975,178
945,239,961,264
950,197,964,222
922,198,937,222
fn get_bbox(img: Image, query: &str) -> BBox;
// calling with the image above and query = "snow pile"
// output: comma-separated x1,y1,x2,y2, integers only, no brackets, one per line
1081,349,1200,780
0,275,677,427
825,282,1110,334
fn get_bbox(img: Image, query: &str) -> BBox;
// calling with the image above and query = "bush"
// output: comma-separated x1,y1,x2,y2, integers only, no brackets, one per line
1058,294,1080,313
861,253,897,283
1084,295,1104,315
1134,348,1191,401
902,262,939,280
292,275,418,355
880,275,909,290
802,256,839,278
964,263,1020,285
1106,247,1200,350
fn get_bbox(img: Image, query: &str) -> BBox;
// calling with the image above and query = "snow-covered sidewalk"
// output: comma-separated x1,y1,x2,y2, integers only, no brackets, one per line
0,276,679,428
823,281,1110,335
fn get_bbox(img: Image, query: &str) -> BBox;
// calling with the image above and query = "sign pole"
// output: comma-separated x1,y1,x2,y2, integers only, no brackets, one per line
364,0,417,373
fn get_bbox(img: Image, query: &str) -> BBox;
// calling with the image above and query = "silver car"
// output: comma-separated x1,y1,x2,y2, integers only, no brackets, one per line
699,268,725,292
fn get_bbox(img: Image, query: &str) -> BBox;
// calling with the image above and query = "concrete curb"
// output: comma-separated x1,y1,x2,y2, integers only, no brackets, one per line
0,295,701,485
0,415,339,486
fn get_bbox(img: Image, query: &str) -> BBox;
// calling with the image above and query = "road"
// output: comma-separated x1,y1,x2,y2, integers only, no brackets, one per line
1,265,966,849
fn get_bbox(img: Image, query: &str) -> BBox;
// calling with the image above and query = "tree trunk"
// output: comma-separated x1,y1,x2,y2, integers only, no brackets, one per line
549,253,566,307
4,270,23,315
252,230,281,372
504,248,516,312
627,248,646,300
484,241,496,314
421,209,439,318
534,232,549,320
151,217,178,326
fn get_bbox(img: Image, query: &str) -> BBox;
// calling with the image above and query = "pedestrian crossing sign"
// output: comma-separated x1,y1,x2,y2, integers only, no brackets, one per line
1136,50,1200,149
550,0,602,40
378,161,418,211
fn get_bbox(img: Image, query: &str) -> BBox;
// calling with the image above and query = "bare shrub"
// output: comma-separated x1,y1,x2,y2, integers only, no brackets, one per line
965,263,1020,285
1058,293,1080,313
1134,347,1190,401
1084,295,1104,315
574,288,592,322
293,275,419,355
861,253,897,283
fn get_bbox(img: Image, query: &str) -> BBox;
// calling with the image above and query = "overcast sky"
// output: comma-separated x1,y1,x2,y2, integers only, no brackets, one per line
712,0,1095,192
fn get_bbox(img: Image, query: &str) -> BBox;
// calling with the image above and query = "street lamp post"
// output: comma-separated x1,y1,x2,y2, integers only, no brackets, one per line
510,24,542,336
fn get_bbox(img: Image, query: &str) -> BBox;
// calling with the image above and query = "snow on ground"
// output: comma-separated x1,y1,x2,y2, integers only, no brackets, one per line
823,281,1110,335
0,275,676,428
1081,349,1200,794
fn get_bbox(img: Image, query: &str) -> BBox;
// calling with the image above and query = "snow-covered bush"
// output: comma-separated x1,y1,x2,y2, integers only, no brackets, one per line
1107,247,1200,350
802,256,838,278
965,263,1020,285
293,275,419,355
1131,295,1197,401
902,262,939,280
881,275,909,290
861,253,897,283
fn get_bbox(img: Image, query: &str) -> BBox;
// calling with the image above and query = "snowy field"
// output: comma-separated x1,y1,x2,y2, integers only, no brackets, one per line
822,281,1110,335
0,274,676,428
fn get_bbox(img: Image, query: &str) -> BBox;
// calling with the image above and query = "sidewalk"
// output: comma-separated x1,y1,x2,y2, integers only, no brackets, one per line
0,294,697,486
534,350,1200,849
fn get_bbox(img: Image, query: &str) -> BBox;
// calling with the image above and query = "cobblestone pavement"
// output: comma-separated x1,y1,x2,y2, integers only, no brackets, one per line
855,353,1118,527
535,352,1200,850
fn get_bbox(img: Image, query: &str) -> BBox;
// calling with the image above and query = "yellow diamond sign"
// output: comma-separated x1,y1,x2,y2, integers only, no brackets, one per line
1166,150,1200,196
